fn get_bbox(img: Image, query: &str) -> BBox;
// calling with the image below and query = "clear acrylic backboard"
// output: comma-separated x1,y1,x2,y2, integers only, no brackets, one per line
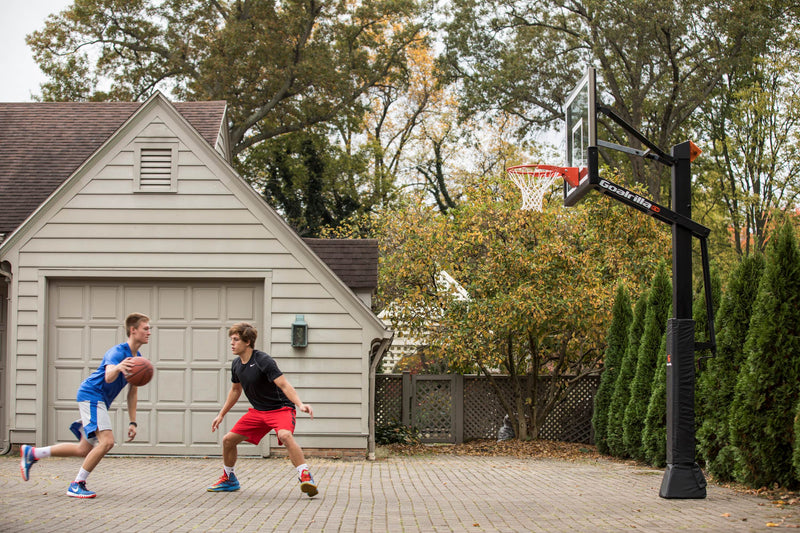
563,67,598,207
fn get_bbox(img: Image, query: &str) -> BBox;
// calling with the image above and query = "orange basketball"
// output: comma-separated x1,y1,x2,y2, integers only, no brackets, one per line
126,357,153,386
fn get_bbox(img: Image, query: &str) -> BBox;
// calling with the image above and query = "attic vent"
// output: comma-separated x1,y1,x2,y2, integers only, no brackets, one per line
135,144,177,192
141,148,172,186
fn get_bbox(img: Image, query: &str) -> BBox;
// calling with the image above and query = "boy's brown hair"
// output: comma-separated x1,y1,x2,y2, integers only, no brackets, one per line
228,322,258,348
125,312,150,336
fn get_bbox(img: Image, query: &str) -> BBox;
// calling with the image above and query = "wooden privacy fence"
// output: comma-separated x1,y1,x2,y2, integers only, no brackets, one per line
375,373,600,444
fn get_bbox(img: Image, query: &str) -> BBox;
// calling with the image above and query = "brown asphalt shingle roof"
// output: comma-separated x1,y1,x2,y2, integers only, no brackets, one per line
304,238,379,291
0,100,227,237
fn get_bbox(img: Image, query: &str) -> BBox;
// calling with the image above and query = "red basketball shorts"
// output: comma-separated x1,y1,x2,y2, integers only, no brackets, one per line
231,406,296,445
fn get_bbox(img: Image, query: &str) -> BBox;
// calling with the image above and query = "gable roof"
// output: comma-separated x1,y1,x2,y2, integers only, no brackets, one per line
303,238,379,290
0,101,227,237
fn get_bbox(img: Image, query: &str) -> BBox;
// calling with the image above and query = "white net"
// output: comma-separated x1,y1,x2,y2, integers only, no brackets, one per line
506,165,563,211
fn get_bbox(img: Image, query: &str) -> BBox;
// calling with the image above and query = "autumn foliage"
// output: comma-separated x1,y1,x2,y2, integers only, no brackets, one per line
377,178,670,439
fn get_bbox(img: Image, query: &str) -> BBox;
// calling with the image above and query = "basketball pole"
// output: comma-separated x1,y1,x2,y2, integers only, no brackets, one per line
659,141,707,499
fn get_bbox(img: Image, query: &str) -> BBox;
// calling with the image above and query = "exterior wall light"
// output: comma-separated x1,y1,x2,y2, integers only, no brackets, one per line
291,314,308,348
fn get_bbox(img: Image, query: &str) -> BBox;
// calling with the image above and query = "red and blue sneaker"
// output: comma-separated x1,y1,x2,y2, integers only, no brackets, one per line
299,469,318,497
20,445,37,481
207,470,240,492
67,481,96,498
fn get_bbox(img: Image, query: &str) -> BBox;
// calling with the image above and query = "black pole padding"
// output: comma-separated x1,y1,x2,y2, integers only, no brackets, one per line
660,141,707,499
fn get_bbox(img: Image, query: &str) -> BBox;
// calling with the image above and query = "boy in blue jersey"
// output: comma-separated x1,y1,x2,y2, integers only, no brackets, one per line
20,312,152,498
207,322,318,497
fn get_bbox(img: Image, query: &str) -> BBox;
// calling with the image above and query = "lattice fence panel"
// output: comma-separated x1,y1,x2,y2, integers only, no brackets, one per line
536,376,599,443
375,374,402,427
413,378,454,442
375,374,600,444
463,376,512,439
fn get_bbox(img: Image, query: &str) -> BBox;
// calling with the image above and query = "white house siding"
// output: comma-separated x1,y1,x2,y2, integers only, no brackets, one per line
2,97,382,454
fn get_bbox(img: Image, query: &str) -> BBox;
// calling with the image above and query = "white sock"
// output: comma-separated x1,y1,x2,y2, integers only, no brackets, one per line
75,468,90,483
223,465,234,476
33,447,51,459
296,464,309,476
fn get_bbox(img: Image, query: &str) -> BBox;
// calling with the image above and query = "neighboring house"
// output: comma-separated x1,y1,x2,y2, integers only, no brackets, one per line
0,93,392,459
378,270,469,372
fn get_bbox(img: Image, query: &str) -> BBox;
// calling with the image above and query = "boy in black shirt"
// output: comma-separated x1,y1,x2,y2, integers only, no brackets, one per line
208,322,318,497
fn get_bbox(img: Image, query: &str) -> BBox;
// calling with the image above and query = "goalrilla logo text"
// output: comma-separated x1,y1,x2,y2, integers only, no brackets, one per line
599,180,661,213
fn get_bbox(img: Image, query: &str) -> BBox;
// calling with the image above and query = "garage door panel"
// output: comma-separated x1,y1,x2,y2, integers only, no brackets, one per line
90,286,118,318
193,287,222,320
192,370,224,402
49,279,263,455
55,328,84,359
158,287,188,319
191,411,218,444
90,328,119,357
54,409,80,441
156,368,185,401
192,328,225,360
157,411,186,444
228,287,258,320
157,328,187,359
56,286,84,318
56,368,84,400
125,286,154,314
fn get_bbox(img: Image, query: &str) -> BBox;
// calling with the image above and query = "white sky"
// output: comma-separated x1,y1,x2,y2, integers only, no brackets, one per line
0,1,74,101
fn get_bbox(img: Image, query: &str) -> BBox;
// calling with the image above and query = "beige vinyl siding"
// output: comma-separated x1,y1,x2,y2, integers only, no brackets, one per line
3,99,381,453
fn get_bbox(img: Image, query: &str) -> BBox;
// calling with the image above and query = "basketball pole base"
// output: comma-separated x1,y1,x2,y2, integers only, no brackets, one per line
659,463,707,499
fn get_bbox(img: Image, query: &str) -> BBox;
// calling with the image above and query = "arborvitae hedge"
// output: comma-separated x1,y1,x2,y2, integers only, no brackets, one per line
642,329,669,467
696,254,765,481
593,285,633,455
606,291,648,458
729,222,800,489
623,262,671,461
794,398,800,482
693,266,722,368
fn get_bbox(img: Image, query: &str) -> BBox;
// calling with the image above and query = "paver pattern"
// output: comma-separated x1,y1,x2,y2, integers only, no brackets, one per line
1,454,797,532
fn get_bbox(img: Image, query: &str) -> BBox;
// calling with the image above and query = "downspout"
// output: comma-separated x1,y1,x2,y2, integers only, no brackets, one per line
0,261,12,455
367,333,393,460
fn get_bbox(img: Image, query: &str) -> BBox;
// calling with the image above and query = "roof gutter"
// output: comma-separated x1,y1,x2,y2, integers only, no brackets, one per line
367,333,394,460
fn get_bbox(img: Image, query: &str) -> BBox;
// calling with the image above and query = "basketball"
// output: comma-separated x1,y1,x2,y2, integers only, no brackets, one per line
126,357,153,386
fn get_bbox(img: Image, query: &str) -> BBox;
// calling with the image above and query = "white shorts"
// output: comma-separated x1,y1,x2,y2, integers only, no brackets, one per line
77,400,112,444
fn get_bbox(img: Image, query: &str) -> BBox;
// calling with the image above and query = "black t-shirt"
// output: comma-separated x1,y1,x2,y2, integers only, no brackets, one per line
231,350,294,411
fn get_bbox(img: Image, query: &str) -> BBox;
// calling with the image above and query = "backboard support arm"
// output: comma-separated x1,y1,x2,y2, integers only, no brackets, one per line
597,105,675,166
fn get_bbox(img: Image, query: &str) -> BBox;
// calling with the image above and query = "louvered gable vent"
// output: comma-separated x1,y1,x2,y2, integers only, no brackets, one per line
140,148,172,188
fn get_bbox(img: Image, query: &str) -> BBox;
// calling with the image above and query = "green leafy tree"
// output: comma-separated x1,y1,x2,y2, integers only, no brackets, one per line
623,263,671,461
696,253,765,481
729,222,800,488
593,285,633,454
440,0,786,200
240,129,367,236
693,27,800,256
642,330,669,467
378,180,670,440
604,291,647,458
28,0,428,156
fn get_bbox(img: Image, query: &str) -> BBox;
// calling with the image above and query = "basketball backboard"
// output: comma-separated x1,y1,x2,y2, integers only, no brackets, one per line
563,67,598,207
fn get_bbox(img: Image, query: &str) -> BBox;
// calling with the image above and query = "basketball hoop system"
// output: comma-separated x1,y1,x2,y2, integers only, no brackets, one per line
506,165,581,211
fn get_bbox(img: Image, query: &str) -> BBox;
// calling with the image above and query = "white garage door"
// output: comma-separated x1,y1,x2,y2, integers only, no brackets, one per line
47,279,264,456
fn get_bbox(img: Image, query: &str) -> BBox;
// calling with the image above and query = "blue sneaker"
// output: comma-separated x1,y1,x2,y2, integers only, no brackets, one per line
67,481,96,498
206,470,239,492
20,445,37,481
299,469,318,497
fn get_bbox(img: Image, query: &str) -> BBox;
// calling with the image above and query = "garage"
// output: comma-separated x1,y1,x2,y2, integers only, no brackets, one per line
47,278,265,456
